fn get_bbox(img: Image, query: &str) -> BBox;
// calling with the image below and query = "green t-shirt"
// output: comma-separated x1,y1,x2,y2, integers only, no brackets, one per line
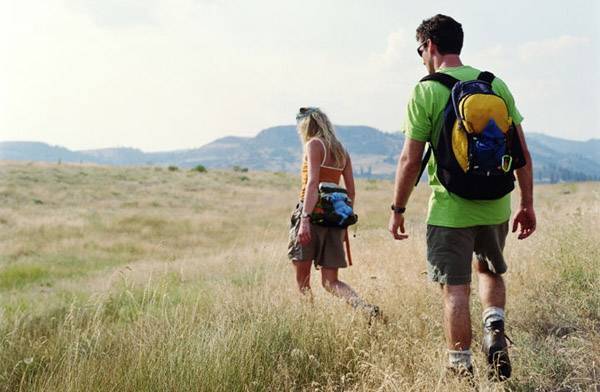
403,65,524,228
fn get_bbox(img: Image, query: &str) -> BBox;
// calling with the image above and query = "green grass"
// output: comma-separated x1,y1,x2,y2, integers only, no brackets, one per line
0,264,50,289
0,162,598,391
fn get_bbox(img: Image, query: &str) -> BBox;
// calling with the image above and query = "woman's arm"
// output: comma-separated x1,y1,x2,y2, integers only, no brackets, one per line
297,138,323,246
341,152,356,205
302,138,324,215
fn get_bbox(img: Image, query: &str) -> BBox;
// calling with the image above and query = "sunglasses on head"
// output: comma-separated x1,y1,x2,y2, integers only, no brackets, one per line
296,107,318,121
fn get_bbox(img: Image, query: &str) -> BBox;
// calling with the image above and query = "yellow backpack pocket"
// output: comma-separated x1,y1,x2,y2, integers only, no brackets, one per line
459,94,511,134
452,93,513,172
451,120,469,172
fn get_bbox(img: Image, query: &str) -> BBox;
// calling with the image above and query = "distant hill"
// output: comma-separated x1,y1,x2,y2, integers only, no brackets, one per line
1,126,599,183
525,133,600,182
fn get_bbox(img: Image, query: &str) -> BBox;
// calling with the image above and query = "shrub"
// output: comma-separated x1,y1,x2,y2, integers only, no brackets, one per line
168,165,179,172
192,165,207,173
233,166,248,173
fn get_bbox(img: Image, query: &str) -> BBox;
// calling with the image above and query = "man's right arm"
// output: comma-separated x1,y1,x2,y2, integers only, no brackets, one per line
389,82,432,240
513,124,536,239
388,138,425,240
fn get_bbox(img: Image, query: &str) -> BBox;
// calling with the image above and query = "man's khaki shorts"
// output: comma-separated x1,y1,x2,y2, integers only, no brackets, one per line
426,222,509,285
287,203,347,269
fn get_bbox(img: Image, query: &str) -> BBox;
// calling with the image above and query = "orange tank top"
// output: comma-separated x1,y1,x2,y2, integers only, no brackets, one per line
299,139,345,201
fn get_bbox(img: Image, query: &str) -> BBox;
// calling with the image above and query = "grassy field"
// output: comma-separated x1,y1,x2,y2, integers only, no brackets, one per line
0,161,598,391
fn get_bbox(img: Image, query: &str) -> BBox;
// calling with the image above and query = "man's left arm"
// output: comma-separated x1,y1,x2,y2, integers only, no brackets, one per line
513,124,536,239
388,138,426,240
493,77,536,239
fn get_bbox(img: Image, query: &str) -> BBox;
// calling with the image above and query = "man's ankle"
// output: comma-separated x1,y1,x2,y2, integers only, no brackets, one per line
448,349,472,369
482,306,505,327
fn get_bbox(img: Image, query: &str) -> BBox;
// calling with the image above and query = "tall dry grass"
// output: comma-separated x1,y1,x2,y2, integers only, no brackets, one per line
0,162,598,391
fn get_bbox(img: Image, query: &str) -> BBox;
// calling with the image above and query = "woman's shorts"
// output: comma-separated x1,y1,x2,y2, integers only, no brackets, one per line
287,202,347,269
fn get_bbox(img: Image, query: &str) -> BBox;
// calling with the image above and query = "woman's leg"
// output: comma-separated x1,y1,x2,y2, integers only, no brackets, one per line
292,260,312,294
320,268,382,321
320,267,364,306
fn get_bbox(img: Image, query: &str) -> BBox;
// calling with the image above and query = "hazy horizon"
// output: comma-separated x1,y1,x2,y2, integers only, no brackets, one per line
1,0,598,152
2,126,599,154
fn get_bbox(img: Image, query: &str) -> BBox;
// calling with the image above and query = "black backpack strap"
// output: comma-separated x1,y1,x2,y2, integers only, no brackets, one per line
477,71,495,84
415,143,432,187
413,72,456,186
413,72,459,186
420,72,460,90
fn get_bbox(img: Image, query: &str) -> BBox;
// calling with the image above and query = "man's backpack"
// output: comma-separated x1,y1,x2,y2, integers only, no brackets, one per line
416,71,526,200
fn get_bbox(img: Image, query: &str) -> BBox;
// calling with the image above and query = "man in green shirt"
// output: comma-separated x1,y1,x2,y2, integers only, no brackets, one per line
388,14,536,380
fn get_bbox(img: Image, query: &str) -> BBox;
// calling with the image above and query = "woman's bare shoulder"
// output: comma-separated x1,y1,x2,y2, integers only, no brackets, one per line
305,138,325,153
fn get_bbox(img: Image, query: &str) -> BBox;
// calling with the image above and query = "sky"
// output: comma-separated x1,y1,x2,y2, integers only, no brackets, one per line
0,0,599,152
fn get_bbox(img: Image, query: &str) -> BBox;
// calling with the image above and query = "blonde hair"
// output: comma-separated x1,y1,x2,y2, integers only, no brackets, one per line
296,108,346,167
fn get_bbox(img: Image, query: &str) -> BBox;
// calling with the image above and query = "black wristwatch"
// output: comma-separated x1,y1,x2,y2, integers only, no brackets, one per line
391,204,406,214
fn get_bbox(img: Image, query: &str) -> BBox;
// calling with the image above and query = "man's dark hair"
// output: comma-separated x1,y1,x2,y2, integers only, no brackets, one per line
416,14,463,55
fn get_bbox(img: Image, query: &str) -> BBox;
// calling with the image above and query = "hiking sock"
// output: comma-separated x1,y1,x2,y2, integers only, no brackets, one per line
348,296,368,310
482,306,505,327
448,349,473,369
348,297,381,320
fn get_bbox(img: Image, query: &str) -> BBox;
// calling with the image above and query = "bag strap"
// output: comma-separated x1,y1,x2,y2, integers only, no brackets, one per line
420,72,460,90
344,229,352,266
415,144,432,187
413,72,459,186
477,71,495,84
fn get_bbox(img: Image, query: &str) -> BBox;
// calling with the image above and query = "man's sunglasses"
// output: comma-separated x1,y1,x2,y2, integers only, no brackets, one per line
417,40,427,57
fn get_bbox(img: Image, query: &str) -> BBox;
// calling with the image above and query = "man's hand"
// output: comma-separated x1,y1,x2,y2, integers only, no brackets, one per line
389,212,409,240
297,218,312,245
512,206,536,240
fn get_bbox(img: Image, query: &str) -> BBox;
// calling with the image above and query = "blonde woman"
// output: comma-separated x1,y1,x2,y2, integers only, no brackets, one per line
287,107,379,317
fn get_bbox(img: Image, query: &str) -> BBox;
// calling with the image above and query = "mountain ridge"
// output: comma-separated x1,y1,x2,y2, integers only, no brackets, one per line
2,126,599,183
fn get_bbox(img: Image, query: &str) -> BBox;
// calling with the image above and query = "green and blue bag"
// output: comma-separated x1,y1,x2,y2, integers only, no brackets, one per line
310,182,358,228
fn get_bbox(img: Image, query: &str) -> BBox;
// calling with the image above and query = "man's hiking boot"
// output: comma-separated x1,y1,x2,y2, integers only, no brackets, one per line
482,319,511,381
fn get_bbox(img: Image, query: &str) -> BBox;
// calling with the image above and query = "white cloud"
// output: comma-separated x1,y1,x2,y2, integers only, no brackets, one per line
466,44,511,69
0,2,597,151
66,0,160,28
0,0,266,150
467,35,598,140
518,35,591,64
370,29,418,70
